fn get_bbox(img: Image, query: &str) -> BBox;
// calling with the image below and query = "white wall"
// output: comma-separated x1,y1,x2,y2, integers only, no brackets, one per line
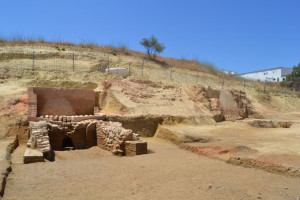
240,68,284,82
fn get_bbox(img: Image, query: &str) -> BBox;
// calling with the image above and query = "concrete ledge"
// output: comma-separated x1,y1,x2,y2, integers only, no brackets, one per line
23,148,44,164
125,141,147,156
105,68,129,77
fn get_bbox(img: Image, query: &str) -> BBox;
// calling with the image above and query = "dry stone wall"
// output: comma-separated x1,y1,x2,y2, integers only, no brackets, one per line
96,121,141,155
26,121,51,162
27,121,51,153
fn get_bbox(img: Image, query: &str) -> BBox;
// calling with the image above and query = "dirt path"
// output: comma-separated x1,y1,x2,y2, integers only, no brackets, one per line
4,138,300,200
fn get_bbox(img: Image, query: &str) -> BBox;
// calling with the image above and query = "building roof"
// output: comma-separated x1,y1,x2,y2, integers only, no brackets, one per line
239,67,292,76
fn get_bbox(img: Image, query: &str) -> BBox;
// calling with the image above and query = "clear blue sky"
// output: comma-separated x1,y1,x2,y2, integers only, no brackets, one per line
1,0,300,73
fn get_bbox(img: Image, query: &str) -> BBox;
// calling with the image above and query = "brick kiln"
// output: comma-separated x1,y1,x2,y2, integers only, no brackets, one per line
24,87,147,164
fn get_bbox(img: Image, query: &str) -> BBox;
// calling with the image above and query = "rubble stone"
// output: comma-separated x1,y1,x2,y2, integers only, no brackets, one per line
97,121,136,155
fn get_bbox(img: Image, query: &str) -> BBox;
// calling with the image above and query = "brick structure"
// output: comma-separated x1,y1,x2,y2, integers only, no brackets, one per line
125,141,148,156
47,120,98,150
28,87,96,121
25,121,51,163
28,87,37,120
96,121,133,155
25,87,147,163
96,121,145,156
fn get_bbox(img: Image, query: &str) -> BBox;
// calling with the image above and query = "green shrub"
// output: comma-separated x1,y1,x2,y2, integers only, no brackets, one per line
112,50,117,56
61,47,66,51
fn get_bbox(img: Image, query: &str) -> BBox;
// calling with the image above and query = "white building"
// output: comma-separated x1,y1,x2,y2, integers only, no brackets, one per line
239,67,292,82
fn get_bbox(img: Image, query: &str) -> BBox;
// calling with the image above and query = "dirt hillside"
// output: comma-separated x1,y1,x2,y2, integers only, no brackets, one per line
1,43,300,200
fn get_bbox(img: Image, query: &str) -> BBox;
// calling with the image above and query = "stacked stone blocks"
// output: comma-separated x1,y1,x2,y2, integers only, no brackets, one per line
25,121,51,163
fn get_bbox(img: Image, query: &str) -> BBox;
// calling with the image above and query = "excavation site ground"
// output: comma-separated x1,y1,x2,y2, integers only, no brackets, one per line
1,45,300,200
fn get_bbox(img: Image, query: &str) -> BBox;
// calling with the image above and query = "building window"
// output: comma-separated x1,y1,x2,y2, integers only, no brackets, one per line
277,78,279,82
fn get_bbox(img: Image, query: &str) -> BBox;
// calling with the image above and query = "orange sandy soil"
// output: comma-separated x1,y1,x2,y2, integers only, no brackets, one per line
4,138,300,200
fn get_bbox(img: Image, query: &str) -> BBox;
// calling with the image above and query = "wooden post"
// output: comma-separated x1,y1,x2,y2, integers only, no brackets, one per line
284,87,287,97
108,55,110,71
142,60,144,76
32,51,35,71
222,74,224,89
129,63,131,76
73,53,75,72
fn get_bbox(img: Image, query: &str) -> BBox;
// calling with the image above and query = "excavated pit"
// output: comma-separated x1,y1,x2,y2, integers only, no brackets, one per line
24,87,148,164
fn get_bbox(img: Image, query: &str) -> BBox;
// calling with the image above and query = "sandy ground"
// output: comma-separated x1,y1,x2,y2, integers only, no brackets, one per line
0,80,26,107
0,137,15,160
1,45,300,199
156,122,300,170
4,138,300,200
101,79,215,117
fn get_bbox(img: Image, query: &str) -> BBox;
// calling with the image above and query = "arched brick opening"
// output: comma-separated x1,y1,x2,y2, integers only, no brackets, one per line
62,136,74,150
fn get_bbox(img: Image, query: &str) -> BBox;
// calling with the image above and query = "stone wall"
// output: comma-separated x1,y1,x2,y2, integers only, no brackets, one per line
26,121,51,163
27,121,51,153
96,121,140,155
25,119,147,162
28,87,95,120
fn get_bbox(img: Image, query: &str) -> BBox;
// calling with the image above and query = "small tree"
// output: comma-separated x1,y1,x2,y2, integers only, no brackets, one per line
285,63,300,91
140,35,165,59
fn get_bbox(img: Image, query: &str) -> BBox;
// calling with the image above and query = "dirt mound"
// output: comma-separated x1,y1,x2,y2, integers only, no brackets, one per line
0,96,29,141
183,86,223,121
0,96,28,116
99,79,259,124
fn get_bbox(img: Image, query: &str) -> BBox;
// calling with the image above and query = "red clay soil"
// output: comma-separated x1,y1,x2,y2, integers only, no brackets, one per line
183,145,240,157
0,96,28,115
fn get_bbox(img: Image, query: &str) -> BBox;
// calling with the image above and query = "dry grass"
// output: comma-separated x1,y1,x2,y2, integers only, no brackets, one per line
1,36,298,99
0,37,226,76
